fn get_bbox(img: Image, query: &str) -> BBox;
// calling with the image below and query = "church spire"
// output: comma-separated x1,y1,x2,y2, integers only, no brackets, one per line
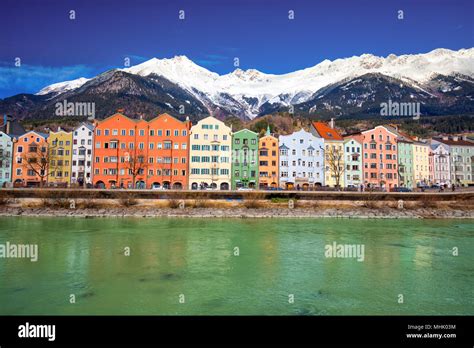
266,124,271,136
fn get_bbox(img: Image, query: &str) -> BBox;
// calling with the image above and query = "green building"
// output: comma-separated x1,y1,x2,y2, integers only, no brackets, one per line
398,139,414,188
231,129,259,189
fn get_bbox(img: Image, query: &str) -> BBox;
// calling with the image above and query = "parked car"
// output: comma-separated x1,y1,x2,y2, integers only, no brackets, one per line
267,187,283,191
151,184,165,190
393,187,412,192
237,187,254,191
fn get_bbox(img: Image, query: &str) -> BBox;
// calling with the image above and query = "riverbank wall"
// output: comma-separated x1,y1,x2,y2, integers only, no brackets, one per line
0,189,472,219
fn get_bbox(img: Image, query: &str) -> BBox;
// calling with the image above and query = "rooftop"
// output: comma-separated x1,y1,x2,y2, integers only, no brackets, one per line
312,122,343,141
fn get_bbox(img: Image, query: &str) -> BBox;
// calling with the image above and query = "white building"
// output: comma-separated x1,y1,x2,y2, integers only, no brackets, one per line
0,131,13,187
279,129,324,190
71,123,94,186
429,142,451,185
344,137,362,188
432,136,474,186
188,116,232,190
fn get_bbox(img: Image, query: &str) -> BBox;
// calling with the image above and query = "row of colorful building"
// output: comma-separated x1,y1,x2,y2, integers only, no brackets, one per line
0,113,473,190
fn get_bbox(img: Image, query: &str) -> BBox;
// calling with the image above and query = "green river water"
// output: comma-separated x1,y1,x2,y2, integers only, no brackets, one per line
0,217,472,315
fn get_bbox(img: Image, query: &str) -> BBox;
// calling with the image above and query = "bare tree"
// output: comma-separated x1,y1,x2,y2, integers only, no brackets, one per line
325,145,345,189
19,140,57,187
122,147,149,188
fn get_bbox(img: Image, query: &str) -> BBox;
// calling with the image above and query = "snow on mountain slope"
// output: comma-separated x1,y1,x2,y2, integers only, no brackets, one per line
36,48,474,118
37,77,90,96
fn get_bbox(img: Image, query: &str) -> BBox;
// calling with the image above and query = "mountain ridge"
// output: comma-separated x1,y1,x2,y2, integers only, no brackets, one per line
2,47,473,121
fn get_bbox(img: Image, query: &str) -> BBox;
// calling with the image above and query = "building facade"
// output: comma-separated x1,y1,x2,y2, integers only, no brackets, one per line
279,129,324,190
71,123,94,187
93,113,147,189
343,137,362,188
147,113,191,189
231,129,259,189
48,129,73,187
397,140,414,188
311,121,345,187
12,131,49,187
361,126,399,190
258,126,279,189
0,131,13,187
429,142,451,186
432,136,474,186
189,116,232,190
412,141,430,187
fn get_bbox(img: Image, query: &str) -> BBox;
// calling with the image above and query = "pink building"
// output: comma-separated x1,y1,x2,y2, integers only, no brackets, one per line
361,126,399,190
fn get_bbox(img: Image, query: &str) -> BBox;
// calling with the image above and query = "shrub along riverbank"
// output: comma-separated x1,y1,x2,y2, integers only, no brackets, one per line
0,189,472,219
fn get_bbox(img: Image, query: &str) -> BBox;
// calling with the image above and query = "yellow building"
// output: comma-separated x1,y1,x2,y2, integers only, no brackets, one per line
48,128,73,186
188,116,232,190
412,141,430,187
310,121,345,188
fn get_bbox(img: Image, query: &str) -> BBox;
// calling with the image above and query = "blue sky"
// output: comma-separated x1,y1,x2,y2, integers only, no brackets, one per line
0,0,472,98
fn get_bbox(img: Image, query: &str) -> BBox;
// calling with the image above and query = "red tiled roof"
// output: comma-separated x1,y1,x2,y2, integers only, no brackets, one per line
312,122,343,141
435,138,474,146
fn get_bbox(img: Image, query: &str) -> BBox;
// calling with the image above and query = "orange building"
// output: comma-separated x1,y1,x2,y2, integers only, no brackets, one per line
93,113,145,189
258,126,279,189
93,113,190,189
12,131,49,187
147,113,191,189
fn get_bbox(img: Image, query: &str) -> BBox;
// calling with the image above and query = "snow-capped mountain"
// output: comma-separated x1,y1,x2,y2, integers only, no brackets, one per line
30,48,474,119
1,48,473,121
37,77,91,96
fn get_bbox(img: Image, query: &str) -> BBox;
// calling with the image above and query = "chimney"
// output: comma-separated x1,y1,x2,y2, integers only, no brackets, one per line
4,114,12,134
442,136,449,141
330,118,335,129
58,126,61,132
452,136,459,141
462,135,467,140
